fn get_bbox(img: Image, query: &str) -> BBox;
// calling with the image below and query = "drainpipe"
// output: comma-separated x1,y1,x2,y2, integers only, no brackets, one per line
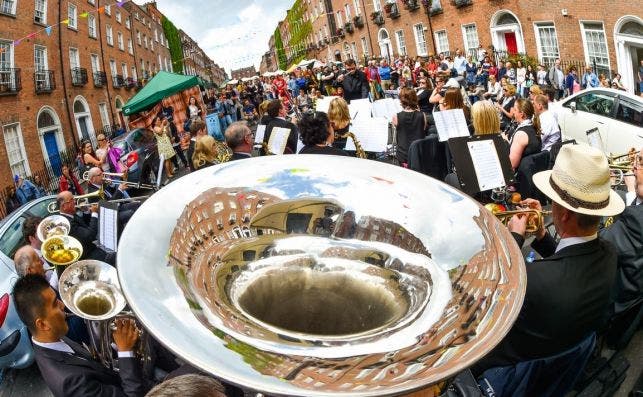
57,0,78,152
360,0,375,57
96,0,116,133
426,6,437,56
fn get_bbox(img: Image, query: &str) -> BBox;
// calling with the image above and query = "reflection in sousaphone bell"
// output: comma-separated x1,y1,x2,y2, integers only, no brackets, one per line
42,235,83,266
36,215,71,242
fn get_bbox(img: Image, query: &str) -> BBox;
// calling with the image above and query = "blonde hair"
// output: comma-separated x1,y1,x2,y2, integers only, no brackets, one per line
471,100,500,135
505,84,517,96
327,97,350,130
529,85,543,96
192,135,217,169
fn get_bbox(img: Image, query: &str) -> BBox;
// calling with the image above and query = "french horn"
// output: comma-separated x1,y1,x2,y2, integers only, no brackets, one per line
118,155,526,396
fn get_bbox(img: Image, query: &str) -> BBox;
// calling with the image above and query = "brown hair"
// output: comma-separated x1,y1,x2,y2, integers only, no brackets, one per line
399,87,418,109
443,88,470,120
514,98,541,136
533,94,549,110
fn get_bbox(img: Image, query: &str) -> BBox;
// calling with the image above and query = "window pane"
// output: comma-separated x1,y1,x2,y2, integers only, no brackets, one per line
3,124,28,177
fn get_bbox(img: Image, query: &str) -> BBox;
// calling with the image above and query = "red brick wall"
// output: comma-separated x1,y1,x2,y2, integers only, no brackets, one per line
308,0,634,72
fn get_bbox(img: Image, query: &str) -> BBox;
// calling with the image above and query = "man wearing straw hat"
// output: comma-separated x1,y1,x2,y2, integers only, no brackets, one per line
475,144,624,391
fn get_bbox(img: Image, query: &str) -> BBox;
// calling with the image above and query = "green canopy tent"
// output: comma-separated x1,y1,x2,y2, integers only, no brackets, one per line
122,71,203,116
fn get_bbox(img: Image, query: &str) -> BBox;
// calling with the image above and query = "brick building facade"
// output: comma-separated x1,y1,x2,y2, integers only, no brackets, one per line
231,65,258,80
272,0,641,94
0,0,225,188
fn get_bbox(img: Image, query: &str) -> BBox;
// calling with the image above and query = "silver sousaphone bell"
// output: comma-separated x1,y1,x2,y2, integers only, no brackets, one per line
118,155,527,396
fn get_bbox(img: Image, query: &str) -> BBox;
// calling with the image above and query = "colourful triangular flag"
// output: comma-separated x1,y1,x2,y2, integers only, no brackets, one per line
13,39,21,45
116,1,126,7
61,19,69,25
79,12,88,18
97,6,104,13
45,26,53,36
27,32,37,39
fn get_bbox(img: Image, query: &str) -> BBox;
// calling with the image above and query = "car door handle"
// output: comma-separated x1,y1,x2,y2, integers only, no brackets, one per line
638,134,643,139
595,121,605,124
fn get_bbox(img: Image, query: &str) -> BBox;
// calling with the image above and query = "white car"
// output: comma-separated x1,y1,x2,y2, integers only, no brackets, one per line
551,88,643,154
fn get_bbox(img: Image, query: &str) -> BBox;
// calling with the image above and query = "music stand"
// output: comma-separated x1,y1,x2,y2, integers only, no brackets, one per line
448,134,515,196
98,201,118,254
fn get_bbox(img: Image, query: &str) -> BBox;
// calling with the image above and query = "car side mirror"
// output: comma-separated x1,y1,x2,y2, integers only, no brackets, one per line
570,102,576,113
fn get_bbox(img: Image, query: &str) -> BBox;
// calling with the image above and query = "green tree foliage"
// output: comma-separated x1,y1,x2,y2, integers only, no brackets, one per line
162,16,184,74
285,0,312,65
274,28,287,70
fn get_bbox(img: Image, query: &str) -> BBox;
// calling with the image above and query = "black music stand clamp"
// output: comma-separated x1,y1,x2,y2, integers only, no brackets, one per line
447,134,515,196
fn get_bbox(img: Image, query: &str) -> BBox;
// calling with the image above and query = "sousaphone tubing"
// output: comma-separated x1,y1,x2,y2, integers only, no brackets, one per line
118,155,526,396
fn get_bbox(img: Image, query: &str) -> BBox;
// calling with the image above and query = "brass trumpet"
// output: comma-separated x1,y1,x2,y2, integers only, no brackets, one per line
488,207,551,234
47,189,105,213
608,149,635,169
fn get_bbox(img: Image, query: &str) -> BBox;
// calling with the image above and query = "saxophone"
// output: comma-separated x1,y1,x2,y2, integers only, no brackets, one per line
337,131,367,159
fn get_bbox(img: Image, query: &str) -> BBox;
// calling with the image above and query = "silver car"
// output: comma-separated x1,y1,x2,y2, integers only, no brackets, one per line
0,195,56,370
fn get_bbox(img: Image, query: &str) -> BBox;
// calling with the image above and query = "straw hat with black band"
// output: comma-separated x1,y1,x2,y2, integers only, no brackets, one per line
533,144,625,216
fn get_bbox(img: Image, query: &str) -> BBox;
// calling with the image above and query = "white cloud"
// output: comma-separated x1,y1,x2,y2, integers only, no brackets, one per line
135,0,291,76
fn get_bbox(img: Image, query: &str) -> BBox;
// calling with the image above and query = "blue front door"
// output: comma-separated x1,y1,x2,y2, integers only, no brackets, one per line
43,131,62,176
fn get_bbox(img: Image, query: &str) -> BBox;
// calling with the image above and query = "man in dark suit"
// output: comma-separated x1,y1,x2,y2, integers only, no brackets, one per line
86,167,139,231
224,121,253,161
474,145,625,382
334,58,369,103
56,191,100,261
12,275,148,397
263,99,299,155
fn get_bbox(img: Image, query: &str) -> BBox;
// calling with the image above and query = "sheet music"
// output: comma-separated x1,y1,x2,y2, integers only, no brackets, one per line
372,98,402,121
314,96,334,114
586,128,604,151
99,203,119,252
433,109,470,142
267,127,290,154
468,140,505,191
345,117,389,152
348,98,372,121
296,138,305,153
255,124,266,144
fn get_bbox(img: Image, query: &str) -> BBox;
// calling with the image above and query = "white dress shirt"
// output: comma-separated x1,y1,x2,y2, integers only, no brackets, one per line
555,234,597,253
625,191,642,206
539,110,561,151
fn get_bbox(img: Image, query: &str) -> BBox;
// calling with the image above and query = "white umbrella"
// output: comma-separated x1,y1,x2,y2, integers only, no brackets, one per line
227,79,238,85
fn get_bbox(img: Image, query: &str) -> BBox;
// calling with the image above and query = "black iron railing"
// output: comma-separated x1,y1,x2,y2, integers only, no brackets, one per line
0,68,21,95
34,70,55,93
71,67,88,86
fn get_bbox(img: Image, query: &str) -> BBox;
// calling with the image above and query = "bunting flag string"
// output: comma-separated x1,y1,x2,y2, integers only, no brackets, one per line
2,0,128,52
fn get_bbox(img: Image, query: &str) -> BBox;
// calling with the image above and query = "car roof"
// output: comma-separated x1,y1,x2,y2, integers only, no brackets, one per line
0,195,56,229
581,87,643,103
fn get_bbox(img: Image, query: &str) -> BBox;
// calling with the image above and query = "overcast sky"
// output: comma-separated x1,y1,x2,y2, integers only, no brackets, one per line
134,0,293,75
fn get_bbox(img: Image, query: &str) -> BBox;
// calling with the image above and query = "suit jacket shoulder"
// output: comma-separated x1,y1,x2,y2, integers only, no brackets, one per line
34,344,148,397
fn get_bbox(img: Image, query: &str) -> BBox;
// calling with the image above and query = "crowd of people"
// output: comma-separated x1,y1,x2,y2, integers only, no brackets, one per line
2,49,641,396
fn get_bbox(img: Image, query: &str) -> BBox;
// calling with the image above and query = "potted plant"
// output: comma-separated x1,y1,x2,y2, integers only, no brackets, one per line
345,21,354,33
384,2,394,13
